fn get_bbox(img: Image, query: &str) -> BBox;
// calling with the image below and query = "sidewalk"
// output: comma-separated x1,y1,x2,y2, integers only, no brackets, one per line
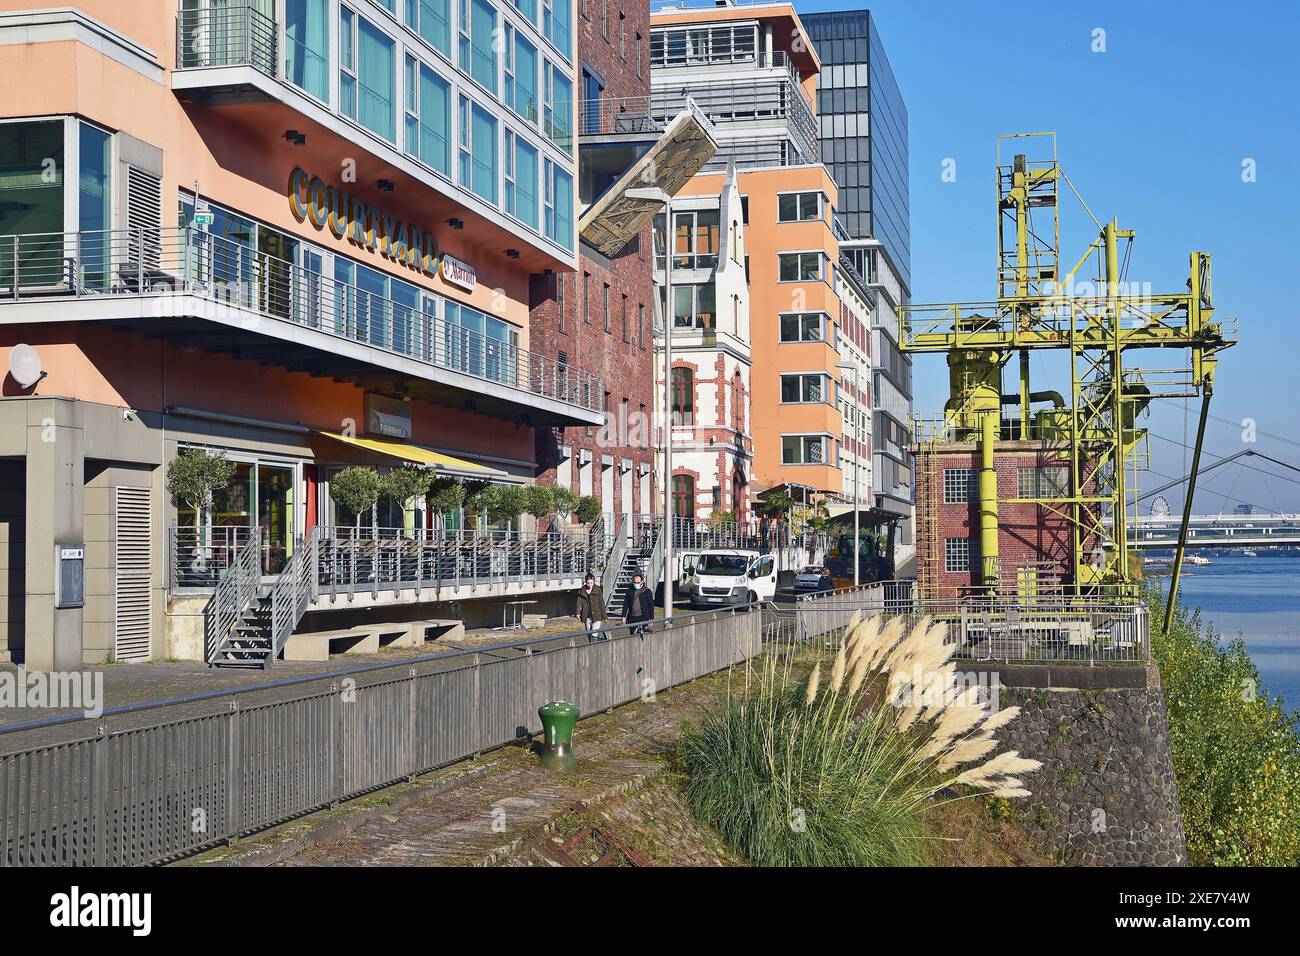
180,666,742,867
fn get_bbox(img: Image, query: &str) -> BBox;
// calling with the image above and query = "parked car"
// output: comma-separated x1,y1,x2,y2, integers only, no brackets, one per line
794,566,830,595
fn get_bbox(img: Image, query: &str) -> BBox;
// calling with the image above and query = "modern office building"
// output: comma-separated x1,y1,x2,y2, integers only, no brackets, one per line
649,0,872,529
804,8,912,575
0,0,611,668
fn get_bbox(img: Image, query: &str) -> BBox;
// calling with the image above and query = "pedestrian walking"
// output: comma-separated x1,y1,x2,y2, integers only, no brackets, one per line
575,572,606,640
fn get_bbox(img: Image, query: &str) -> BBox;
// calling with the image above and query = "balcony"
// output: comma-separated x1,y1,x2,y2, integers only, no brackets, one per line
0,228,603,425
176,4,276,79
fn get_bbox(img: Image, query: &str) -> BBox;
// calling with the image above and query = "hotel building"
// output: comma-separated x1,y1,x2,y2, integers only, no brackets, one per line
0,0,614,668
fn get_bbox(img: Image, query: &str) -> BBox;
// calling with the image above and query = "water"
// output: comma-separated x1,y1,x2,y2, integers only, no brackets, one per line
1154,553,1300,712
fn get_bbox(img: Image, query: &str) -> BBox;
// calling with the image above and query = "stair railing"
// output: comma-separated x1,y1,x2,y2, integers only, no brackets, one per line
600,514,631,600
643,516,666,596
269,526,320,664
204,527,262,664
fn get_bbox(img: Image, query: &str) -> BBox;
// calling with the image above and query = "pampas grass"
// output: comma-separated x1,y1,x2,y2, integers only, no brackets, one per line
678,615,1040,866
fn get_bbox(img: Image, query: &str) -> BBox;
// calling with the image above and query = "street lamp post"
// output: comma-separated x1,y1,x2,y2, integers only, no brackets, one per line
837,360,861,587
628,187,674,617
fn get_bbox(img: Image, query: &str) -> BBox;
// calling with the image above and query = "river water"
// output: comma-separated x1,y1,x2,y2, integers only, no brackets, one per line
1154,553,1300,712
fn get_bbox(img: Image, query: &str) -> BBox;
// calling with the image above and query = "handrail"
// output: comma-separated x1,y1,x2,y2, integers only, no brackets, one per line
600,514,631,598
177,5,277,75
0,227,603,414
644,517,666,595
205,529,262,664
269,527,320,663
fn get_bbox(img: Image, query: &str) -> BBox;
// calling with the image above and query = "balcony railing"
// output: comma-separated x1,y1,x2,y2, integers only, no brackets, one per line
177,4,277,76
652,74,818,163
169,524,615,596
0,227,602,413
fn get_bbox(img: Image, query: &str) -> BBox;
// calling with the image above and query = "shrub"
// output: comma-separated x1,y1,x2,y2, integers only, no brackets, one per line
679,615,1039,866
166,448,236,522
574,495,602,525
330,466,381,531
380,466,432,524
486,484,526,525
1146,584,1300,865
551,486,581,519
520,484,556,521
427,478,466,524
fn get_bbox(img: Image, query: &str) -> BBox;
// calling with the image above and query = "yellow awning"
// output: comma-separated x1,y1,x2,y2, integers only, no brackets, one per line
314,430,516,482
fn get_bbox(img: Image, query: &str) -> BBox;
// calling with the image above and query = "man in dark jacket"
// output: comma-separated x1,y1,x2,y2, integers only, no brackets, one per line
816,566,835,594
575,573,606,640
621,573,655,632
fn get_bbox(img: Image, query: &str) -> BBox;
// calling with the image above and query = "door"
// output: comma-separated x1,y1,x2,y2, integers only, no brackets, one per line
296,247,325,329
753,553,777,600
601,462,614,516
258,462,296,574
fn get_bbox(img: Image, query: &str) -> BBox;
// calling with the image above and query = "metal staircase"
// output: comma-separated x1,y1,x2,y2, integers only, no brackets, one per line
606,546,653,617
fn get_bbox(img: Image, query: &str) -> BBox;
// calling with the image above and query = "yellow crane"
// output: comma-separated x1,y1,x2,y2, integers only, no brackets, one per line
902,133,1235,609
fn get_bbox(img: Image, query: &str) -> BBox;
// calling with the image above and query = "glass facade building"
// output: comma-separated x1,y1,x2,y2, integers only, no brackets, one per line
803,10,910,289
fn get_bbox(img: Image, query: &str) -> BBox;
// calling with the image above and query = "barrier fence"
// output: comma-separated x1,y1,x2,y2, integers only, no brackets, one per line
0,609,760,867
792,583,1149,664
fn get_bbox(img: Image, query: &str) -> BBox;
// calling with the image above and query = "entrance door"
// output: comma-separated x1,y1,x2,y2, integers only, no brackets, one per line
257,462,296,574
601,461,614,517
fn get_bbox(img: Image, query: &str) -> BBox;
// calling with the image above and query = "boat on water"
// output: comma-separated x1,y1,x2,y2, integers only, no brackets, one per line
1241,548,1259,557
1186,554,1212,566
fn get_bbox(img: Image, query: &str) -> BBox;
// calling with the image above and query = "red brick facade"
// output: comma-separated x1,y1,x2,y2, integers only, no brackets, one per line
914,442,1098,598
528,0,655,520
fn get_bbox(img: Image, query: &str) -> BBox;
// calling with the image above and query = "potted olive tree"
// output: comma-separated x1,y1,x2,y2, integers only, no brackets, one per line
166,447,237,578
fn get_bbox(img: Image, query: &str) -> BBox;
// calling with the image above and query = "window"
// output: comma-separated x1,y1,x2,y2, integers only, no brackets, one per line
504,129,538,227
403,56,451,174
406,0,451,54
779,312,824,342
1018,466,1069,499
657,209,718,270
635,31,642,78
779,252,822,282
543,0,572,59
459,0,498,93
619,13,626,59
669,283,716,329
286,0,329,100
651,24,757,68
544,63,573,150
602,281,611,333
945,538,971,573
505,26,538,123
778,191,822,222
621,293,629,342
581,68,603,135
944,468,976,504
582,273,590,323
780,373,826,404
340,9,396,142
555,273,566,333
672,474,695,518
544,158,573,248
458,96,498,202
510,0,538,27
637,302,645,349
671,367,694,425
782,435,828,465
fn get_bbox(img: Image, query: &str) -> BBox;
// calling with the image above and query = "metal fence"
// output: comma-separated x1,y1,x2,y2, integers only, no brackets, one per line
0,227,602,414
176,4,277,75
793,583,1150,664
0,608,761,866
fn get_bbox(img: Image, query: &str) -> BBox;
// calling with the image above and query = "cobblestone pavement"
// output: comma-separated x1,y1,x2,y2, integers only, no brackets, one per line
181,666,743,867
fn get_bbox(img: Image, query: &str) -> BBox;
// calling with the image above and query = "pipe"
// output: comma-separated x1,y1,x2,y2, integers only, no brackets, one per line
979,409,1000,592
1000,390,1066,409
1165,389,1212,634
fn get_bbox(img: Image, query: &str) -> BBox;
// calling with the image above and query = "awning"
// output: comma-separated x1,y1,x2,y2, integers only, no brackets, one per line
314,430,519,482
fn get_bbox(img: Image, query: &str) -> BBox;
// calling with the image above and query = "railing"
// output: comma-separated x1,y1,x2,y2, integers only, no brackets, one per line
269,529,320,660
0,607,761,865
177,4,277,76
170,524,260,590
651,73,818,163
793,585,1150,664
0,227,602,413
204,530,262,663
600,515,632,599
314,525,613,599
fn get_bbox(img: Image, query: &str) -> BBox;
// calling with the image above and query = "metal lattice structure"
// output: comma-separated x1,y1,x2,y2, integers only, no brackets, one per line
902,133,1235,597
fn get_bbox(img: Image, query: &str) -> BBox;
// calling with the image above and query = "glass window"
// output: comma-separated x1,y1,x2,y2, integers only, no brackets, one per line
778,191,822,222
782,435,827,465
459,97,498,202
780,374,826,404
779,312,823,342
505,130,538,228
544,158,573,249
544,62,572,151
285,0,329,101
671,367,693,425
404,57,451,174
506,28,538,124
341,11,396,142
543,0,572,59
945,538,970,573
944,468,976,504
779,252,822,282
511,0,538,25
405,0,451,55
459,0,498,93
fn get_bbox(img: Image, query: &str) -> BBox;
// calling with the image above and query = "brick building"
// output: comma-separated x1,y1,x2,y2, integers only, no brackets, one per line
914,440,1100,600
530,0,657,526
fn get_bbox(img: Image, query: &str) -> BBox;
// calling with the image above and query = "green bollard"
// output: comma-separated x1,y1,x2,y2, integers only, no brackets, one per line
537,699,580,770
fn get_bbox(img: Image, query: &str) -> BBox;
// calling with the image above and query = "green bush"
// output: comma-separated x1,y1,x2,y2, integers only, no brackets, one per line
1146,584,1300,865
520,484,556,521
166,448,236,517
678,616,1040,866
330,466,381,529
574,495,602,525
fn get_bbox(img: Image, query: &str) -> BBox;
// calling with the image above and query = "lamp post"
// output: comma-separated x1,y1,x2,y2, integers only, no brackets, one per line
627,187,674,617
837,360,861,587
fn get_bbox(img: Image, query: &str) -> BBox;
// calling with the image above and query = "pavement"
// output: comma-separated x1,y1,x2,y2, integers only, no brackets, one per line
179,664,743,867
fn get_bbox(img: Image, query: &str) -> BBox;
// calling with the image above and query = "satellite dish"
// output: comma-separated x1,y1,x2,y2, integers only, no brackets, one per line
8,344,43,388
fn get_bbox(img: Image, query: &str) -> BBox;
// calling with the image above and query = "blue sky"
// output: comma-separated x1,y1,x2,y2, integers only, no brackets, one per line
791,0,1300,513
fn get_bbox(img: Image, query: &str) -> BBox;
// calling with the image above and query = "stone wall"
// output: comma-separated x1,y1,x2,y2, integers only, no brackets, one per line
989,664,1186,866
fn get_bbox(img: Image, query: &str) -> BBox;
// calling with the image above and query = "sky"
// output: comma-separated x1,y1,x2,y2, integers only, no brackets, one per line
789,0,1300,514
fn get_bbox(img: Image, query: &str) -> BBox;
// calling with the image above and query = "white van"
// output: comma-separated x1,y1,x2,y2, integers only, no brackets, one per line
685,550,777,609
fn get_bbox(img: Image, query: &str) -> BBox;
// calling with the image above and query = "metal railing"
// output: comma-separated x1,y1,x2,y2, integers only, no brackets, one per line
314,525,613,599
269,528,321,660
652,73,818,163
0,607,761,866
792,584,1150,664
0,227,602,413
204,530,262,663
177,4,277,76
170,524,260,590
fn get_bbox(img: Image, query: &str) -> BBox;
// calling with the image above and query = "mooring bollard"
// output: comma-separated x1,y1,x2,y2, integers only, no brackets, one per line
537,699,580,770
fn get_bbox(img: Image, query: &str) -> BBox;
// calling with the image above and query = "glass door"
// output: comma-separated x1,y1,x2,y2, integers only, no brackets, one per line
257,462,296,574
295,247,325,329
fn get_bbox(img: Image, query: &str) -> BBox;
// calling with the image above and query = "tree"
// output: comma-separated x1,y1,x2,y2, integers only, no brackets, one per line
759,490,793,520
551,486,581,520
330,466,382,534
166,448,237,538
462,479,493,519
380,466,433,532
427,477,466,531
574,495,602,525
486,485,526,526
520,484,556,523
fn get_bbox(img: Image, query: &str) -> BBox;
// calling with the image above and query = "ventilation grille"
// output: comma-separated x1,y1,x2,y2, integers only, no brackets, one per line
126,166,162,270
114,486,152,662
